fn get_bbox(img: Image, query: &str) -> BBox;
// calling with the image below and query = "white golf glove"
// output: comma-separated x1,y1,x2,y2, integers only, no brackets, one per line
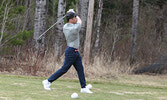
67,9,75,13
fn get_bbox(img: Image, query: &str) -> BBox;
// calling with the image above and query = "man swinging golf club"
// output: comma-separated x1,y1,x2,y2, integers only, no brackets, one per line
42,9,93,93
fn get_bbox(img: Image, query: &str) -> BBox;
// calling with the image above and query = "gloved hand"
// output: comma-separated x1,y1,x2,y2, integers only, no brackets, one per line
67,9,75,13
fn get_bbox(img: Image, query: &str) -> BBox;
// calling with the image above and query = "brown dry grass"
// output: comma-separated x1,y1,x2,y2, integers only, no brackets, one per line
0,50,138,79
37,54,139,79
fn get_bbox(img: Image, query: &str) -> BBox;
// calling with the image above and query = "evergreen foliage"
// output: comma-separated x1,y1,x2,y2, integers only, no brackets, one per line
10,30,33,46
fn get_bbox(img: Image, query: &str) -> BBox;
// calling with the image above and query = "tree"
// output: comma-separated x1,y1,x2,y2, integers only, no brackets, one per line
23,0,32,31
0,1,10,48
77,0,89,54
92,0,103,57
33,0,47,50
130,0,139,64
54,0,66,61
83,0,95,66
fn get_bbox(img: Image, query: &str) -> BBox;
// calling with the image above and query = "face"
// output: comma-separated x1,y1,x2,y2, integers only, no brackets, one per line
69,16,77,24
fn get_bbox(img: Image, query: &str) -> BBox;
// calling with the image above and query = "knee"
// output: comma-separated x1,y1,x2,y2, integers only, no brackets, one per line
60,67,68,74
76,67,84,73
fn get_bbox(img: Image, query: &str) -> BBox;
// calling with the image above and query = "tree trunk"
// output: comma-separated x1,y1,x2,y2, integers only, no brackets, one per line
155,5,166,43
77,0,89,54
23,0,31,31
51,0,56,46
110,16,119,61
55,0,66,61
51,0,57,66
34,0,47,50
0,0,6,10
130,0,139,64
92,0,103,57
0,2,10,48
83,0,95,66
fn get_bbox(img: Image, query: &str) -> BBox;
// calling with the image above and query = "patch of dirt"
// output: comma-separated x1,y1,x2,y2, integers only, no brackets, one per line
12,83,26,86
109,91,157,95
109,92,124,95
157,97,167,100
124,91,155,95
0,97,8,100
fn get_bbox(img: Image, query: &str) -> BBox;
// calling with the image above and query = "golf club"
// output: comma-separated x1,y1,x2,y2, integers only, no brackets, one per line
37,15,67,43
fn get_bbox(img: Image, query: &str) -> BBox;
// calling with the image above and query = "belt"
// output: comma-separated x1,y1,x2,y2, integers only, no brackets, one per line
75,49,79,52
67,46,79,52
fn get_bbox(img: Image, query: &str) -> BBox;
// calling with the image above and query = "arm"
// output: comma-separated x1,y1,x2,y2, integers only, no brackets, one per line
67,9,81,24
76,16,82,25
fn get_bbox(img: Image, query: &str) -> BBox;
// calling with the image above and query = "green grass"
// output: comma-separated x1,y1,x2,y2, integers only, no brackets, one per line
0,74,167,100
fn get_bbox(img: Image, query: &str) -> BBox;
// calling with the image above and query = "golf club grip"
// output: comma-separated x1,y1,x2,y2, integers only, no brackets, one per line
38,15,66,40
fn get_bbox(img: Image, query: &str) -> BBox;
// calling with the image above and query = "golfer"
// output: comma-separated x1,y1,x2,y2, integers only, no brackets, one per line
42,9,93,93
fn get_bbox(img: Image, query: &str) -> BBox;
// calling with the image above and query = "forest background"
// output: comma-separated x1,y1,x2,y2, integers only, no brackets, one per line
0,0,167,77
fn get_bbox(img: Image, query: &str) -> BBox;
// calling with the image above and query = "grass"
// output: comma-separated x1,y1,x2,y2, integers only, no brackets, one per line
0,74,167,100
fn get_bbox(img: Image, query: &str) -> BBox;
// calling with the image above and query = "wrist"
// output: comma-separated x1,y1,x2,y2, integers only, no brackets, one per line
76,16,80,19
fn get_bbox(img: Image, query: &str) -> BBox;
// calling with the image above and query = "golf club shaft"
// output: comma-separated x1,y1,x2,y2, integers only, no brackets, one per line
38,15,66,40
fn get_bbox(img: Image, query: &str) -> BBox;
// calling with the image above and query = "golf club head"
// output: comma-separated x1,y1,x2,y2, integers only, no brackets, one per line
37,38,42,43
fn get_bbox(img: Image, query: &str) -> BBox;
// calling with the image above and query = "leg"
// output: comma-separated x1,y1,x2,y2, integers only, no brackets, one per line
48,51,76,83
73,52,86,88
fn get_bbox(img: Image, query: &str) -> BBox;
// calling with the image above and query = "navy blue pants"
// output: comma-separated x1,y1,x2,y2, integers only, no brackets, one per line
48,47,86,88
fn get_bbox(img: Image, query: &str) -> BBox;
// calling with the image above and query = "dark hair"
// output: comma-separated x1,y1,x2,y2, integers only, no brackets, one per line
66,12,76,22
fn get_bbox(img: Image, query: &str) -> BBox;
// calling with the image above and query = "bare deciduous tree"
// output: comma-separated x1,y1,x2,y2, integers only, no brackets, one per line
130,0,139,64
23,0,32,31
77,0,89,53
54,0,66,61
92,0,103,57
34,0,47,50
110,16,120,61
0,2,10,48
84,0,95,66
